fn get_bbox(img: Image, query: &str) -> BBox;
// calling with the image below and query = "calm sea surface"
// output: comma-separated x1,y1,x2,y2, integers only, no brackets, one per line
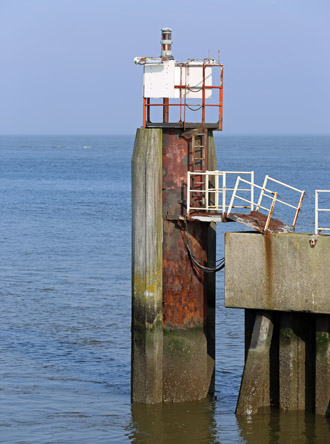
0,135,329,443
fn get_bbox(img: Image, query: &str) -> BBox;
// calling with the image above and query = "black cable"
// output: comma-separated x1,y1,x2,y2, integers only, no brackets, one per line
184,216,225,273
186,104,202,111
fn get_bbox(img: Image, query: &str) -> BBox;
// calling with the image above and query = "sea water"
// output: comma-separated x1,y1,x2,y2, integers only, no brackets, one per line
0,135,329,443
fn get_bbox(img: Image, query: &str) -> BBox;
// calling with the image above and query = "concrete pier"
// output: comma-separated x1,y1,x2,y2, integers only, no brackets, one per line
236,312,274,415
225,232,330,415
132,128,216,403
279,312,314,411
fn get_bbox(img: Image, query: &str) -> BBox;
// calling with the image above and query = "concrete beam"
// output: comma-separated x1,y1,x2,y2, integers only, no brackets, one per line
225,232,330,314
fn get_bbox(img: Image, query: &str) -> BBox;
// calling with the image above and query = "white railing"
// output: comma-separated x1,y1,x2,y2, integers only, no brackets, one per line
187,170,254,214
187,171,305,231
228,175,305,231
256,175,305,227
315,190,330,235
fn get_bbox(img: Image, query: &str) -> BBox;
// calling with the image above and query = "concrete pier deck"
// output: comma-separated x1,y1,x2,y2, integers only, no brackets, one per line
225,232,330,415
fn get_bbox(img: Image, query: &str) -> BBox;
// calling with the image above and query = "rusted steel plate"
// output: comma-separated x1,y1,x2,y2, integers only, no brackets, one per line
227,211,293,233
162,129,211,329
186,211,290,233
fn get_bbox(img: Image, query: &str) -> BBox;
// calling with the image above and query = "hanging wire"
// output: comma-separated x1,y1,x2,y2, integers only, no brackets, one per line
187,86,203,92
299,210,315,226
302,191,330,205
317,195,330,204
186,104,203,111
184,216,225,273
304,192,315,201
276,192,305,209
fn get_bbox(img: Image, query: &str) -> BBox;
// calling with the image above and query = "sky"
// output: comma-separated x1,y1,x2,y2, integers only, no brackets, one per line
0,0,329,135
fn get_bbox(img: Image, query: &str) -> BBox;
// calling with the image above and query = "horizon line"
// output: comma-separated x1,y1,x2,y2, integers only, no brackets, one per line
0,132,330,137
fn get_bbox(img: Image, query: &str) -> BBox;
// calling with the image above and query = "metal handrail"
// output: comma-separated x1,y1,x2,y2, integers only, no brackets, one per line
187,170,254,214
227,177,278,231
256,175,305,227
315,190,330,235
228,175,305,230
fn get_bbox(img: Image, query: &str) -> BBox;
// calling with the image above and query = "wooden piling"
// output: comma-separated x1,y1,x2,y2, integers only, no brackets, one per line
131,128,163,403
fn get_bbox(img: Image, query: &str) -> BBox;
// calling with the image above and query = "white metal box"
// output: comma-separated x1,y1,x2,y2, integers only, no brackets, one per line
143,60,175,98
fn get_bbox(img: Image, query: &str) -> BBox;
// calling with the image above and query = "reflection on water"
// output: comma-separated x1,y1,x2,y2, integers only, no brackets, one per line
130,398,220,444
130,402,330,444
237,410,330,444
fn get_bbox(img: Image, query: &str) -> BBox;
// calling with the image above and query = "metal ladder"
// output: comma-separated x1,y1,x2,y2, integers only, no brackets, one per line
190,130,208,208
191,131,207,172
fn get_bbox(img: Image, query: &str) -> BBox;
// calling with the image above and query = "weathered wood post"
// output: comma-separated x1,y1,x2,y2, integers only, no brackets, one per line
131,128,163,403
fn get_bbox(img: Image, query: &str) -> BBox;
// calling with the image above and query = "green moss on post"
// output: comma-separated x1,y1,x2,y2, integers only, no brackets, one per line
163,328,208,402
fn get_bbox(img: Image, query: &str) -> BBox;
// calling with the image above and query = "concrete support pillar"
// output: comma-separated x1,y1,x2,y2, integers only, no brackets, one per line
279,313,315,411
131,128,163,403
244,309,256,363
236,312,274,415
315,314,330,415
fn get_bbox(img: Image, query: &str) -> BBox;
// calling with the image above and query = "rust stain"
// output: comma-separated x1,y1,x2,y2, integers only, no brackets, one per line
264,234,273,310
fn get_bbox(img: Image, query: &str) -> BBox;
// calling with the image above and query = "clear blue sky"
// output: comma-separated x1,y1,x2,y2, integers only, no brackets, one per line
0,0,329,135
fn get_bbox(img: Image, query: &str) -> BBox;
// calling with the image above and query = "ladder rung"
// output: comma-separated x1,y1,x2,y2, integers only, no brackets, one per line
193,145,204,148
